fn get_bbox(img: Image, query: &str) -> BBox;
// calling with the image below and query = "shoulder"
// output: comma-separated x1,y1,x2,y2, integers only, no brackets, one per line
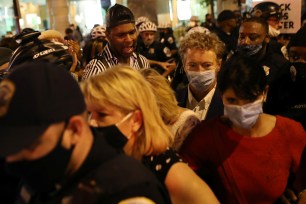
142,148,183,182
74,155,169,203
135,53,150,68
276,115,305,132
179,118,221,153
274,115,306,144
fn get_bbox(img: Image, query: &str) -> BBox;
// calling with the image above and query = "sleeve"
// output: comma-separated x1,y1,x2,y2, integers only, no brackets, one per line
278,116,306,191
172,114,200,151
138,55,150,69
81,59,106,80
142,148,183,183
179,121,212,172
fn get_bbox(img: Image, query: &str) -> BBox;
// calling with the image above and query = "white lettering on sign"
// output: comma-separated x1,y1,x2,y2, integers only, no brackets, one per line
33,48,56,59
252,0,301,34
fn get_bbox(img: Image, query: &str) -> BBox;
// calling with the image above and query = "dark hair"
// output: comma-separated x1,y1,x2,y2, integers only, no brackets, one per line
217,54,267,100
105,4,135,30
65,28,73,34
242,17,269,35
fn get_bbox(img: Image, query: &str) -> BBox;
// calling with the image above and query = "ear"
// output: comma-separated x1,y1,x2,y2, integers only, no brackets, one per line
263,85,269,102
131,110,143,134
63,116,84,148
216,59,222,72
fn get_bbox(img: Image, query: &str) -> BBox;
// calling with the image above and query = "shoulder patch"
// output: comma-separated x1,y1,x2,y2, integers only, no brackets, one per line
119,197,156,204
167,37,174,44
163,47,172,58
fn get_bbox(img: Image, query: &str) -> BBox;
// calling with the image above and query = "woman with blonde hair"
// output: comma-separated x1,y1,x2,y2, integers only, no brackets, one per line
140,68,200,151
82,66,219,204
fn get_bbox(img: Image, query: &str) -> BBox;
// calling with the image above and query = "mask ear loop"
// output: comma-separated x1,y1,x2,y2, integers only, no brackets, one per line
116,112,133,127
116,112,134,140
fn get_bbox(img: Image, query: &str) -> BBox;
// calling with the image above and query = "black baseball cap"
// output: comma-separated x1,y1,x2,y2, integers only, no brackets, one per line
287,26,306,49
217,10,236,22
0,61,86,157
105,4,135,29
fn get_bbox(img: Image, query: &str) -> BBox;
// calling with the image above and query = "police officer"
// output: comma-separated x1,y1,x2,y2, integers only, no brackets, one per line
235,17,289,114
251,1,284,55
83,25,105,65
158,24,178,58
273,26,306,130
136,21,176,76
0,61,171,204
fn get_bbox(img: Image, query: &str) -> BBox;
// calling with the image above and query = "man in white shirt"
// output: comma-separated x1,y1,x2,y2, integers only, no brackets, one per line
176,32,225,121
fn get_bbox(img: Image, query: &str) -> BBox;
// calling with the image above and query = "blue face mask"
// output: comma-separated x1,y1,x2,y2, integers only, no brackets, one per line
224,99,263,129
237,44,263,56
186,70,216,93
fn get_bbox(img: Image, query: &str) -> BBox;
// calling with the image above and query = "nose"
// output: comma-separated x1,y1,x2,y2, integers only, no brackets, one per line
125,34,133,42
240,36,251,45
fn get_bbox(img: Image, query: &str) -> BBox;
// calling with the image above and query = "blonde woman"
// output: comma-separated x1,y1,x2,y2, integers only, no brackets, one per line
140,68,200,151
82,66,219,204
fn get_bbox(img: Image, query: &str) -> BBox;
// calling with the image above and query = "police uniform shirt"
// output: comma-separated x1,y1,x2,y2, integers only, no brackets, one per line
82,43,150,80
137,41,172,62
160,34,178,51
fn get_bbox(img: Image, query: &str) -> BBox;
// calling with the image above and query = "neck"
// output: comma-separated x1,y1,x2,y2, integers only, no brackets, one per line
109,44,130,64
190,80,216,102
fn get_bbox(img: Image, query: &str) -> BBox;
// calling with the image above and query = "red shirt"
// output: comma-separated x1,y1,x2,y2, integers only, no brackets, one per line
180,115,306,204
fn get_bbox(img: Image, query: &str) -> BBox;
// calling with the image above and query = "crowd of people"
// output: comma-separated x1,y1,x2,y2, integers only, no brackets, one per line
0,2,305,204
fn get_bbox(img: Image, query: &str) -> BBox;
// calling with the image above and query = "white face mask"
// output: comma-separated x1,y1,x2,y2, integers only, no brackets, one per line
186,70,216,93
224,99,263,129
269,25,281,37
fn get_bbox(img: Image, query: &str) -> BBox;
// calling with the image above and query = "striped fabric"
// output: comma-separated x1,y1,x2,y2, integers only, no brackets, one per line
82,43,150,80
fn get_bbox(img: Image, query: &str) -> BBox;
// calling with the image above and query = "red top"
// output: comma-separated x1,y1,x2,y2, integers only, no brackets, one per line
180,115,306,204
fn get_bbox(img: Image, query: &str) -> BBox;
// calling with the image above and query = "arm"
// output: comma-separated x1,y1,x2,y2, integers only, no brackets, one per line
165,162,219,204
147,59,176,77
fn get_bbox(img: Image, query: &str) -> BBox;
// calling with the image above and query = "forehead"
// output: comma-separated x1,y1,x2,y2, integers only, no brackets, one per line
239,22,266,35
222,88,236,97
86,98,120,112
141,31,155,35
109,23,135,34
185,48,217,61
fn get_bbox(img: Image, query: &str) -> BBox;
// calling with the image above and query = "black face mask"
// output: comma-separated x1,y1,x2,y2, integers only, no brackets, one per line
94,125,128,149
290,62,306,82
5,130,74,193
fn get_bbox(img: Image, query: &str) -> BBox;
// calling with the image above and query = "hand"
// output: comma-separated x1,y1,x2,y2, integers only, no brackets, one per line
159,60,176,72
278,188,297,204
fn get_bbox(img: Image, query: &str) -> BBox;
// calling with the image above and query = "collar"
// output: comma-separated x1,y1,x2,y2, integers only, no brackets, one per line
187,85,216,115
